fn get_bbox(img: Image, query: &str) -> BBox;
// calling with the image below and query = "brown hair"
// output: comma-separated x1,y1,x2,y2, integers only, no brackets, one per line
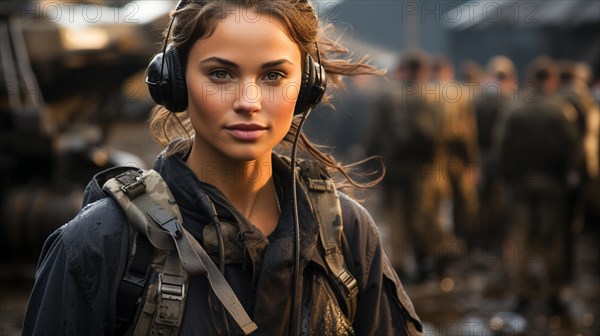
148,0,385,190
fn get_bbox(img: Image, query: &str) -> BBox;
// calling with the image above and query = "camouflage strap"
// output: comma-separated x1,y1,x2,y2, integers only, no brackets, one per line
132,249,189,336
299,162,358,323
104,169,258,335
103,170,203,272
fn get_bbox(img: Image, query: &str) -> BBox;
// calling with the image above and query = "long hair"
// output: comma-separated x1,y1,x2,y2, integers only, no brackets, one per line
148,0,385,190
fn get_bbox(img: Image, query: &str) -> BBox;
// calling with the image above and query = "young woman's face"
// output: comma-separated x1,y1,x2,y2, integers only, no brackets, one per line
185,9,302,163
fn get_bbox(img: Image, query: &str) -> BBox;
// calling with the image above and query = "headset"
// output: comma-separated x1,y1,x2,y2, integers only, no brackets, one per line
145,1,326,115
145,1,326,334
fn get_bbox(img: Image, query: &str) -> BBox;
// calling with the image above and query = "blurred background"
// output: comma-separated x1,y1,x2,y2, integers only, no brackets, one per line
1,0,599,335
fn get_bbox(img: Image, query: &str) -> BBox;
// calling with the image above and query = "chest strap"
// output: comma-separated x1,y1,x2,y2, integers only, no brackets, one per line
299,161,358,322
104,169,258,335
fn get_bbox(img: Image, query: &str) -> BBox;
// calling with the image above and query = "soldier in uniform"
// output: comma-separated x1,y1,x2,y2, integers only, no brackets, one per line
474,55,518,244
431,55,480,248
558,61,600,232
495,56,580,318
366,50,451,282
22,1,423,335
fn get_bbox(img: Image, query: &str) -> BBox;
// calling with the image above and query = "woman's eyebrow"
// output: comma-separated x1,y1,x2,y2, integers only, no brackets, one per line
200,57,293,69
201,56,237,67
261,59,294,68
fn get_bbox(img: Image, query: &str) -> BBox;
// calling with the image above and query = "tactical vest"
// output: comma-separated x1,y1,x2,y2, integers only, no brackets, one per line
101,162,358,335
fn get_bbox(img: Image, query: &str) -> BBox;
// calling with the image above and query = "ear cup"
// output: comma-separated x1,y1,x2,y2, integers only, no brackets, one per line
294,54,326,115
146,44,188,112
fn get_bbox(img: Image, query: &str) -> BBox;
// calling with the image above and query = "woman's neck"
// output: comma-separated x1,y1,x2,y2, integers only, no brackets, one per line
185,145,279,235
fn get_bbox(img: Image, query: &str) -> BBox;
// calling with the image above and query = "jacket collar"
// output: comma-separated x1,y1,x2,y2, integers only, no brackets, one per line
151,146,326,271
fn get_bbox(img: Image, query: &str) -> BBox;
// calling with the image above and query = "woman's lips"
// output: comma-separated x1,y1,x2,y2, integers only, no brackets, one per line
225,124,267,141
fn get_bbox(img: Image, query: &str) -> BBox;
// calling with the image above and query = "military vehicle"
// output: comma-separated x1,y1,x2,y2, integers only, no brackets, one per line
0,0,172,263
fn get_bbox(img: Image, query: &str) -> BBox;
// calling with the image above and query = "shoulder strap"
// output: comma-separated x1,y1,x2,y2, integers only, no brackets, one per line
297,161,358,323
103,168,258,335
114,229,153,334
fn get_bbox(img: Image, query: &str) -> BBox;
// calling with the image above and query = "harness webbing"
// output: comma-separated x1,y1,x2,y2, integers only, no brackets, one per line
106,161,357,334
104,169,258,335
298,161,358,322
115,233,152,333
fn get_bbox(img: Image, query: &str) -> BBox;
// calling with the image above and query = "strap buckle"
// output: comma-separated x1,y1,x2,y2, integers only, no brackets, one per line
336,268,358,321
147,206,183,239
116,170,146,199
305,178,335,192
156,273,186,326
337,269,358,300
158,273,185,300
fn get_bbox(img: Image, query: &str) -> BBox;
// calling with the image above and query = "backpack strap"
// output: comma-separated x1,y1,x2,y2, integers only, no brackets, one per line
103,169,258,335
137,249,189,335
297,161,359,323
114,230,153,334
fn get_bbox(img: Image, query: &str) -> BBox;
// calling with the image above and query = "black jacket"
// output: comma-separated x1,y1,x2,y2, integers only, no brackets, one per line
23,150,422,335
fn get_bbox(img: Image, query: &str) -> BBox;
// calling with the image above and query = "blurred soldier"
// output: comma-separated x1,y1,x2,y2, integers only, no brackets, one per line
431,55,480,247
495,56,580,318
366,50,451,282
474,55,518,243
558,61,600,287
558,61,600,231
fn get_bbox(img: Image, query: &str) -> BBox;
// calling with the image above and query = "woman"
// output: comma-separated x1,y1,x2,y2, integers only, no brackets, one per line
23,1,422,335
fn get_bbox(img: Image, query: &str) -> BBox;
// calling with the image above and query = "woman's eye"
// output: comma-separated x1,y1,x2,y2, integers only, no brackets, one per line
264,72,284,82
210,70,231,80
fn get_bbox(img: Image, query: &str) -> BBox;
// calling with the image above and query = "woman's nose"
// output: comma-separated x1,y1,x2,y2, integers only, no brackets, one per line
233,82,261,113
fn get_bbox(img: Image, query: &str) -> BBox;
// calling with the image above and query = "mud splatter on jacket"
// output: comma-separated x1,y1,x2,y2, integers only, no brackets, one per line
23,150,422,335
